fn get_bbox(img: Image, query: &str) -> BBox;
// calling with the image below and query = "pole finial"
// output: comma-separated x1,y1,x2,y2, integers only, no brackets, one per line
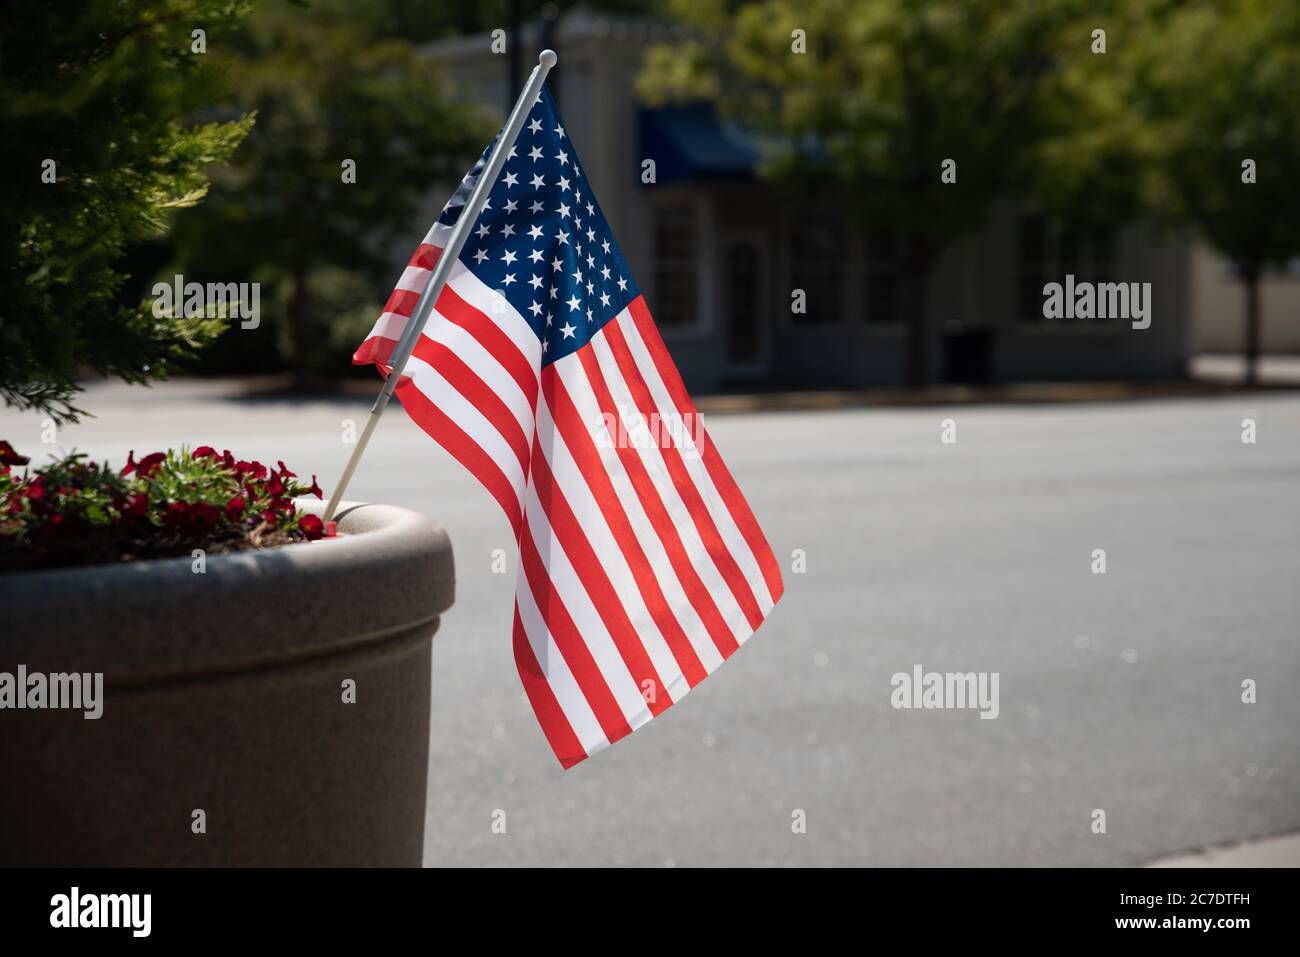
539,49,557,68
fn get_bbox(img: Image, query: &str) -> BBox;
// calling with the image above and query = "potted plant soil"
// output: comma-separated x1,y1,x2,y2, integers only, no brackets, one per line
0,441,454,866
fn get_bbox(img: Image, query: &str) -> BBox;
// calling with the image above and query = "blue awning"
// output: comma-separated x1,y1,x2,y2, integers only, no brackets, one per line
637,103,759,185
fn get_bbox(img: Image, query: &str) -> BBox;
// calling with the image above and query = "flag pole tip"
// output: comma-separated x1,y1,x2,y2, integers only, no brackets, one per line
539,49,558,68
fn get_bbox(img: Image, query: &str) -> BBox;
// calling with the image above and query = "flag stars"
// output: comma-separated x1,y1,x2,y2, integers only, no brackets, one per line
503,171,518,188
557,202,571,218
529,145,543,161
476,223,491,237
473,249,488,264
528,274,542,289
529,200,544,214
555,229,569,244
529,248,544,263
601,239,611,254
501,249,517,264
502,273,517,286
566,294,581,312
528,224,544,240
551,256,563,272
528,118,543,134
558,175,571,192
601,265,611,280
555,124,565,139
556,149,569,165
617,276,628,291
529,301,542,317
501,224,516,239
531,173,545,189
600,291,611,307
560,322,576,338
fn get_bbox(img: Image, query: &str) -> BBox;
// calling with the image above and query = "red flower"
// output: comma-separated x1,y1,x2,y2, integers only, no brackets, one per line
307,475,323,499
276,460,296,478
0,441,29,467
236,460,267,481
136,452,166,478
193,446,218,461
121,451,137,476
224,494,246,522
298,513,324,541
120,492,150,525
266,474,285,497
163,501,220,535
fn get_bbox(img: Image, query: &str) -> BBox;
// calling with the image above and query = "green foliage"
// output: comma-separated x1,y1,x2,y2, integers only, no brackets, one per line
643,0,1098,251
1128,0,1300,272
171,0,492,383
0,0,256,422
0,441,326,570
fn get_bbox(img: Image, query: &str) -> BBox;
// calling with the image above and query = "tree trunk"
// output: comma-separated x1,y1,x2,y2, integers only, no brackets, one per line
1241,263,1261,387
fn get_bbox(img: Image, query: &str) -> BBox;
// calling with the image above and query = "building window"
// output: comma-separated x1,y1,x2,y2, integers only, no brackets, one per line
789,212,843,325
1018,214,1117,321
652,202,699,328
864,232,912,324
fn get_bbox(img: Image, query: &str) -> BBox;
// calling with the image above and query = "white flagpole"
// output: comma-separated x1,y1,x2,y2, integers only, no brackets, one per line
323,49,558,524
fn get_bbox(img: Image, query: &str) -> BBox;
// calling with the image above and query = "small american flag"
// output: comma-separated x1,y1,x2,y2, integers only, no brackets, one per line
355,86,783,768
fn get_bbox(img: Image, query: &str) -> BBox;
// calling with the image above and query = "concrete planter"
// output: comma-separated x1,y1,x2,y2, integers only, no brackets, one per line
0,501,454,866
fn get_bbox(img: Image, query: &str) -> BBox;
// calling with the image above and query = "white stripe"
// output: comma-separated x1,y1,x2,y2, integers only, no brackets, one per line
403,354,526,499
444,262,543,370
534,388,697,693
523,484,656,727
614,310,775,616
582,332,752,644
547,356,727,673
423,313,536,439
514,571,608,760
396,264,432,293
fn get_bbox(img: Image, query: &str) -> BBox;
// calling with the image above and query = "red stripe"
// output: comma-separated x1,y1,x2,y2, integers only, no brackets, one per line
411,336,530,475
543,367,714,682
391,377,522,538
518,519,634,746
383,287,421,319
601,320,764,632
435,283,539,412
352,333,394,368
410,242,442,271
626,296,784,605
526,430,674,714
511,607,588,769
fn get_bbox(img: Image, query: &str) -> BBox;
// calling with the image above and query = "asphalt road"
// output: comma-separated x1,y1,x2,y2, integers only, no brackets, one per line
3,381,1297,866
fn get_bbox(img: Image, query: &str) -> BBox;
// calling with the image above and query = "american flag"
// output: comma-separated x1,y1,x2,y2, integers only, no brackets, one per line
355,86,783,768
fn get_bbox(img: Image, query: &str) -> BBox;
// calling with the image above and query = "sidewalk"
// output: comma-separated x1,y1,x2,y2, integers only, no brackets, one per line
1146,832,1300,868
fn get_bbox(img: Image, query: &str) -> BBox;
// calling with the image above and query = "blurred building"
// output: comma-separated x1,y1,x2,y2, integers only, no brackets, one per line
1190,246,1300,355
422,8,1211,393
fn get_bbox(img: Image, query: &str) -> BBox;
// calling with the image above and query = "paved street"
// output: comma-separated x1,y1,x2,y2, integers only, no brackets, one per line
3,381,1297,866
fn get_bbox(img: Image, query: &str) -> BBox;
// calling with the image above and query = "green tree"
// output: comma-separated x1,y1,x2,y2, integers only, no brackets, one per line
0,0,255,422
172,1,490,386
641,0,1117,386
1123,0,1300,384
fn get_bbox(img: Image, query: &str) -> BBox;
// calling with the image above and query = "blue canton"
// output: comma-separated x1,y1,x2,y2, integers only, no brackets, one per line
439,86,640,366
